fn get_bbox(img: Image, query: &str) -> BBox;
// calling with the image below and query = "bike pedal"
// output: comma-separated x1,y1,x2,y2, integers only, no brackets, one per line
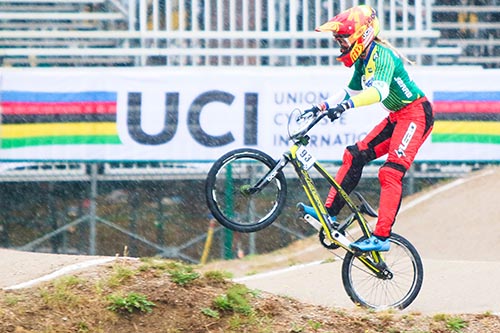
296,202,306,213
351,247,366,257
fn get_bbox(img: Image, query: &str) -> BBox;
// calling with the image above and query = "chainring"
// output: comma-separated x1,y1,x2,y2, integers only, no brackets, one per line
319,227,344,250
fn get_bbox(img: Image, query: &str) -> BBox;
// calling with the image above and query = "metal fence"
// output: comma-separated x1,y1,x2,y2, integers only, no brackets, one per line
0,0,466,67
0,160,483,262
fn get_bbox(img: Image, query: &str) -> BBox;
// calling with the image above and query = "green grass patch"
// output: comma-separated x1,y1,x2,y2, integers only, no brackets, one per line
107,292,155,314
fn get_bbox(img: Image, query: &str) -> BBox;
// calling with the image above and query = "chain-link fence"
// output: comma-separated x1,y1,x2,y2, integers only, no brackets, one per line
0,161,482,263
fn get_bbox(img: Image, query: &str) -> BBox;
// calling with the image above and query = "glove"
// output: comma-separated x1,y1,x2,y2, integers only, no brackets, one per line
303,105,321,116
304,102,328,116
327,100,351,122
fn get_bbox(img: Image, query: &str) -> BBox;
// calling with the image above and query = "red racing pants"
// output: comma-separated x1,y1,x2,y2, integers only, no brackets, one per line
325,97,434,237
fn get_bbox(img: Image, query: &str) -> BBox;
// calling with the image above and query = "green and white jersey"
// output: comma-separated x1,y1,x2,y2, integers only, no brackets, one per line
348,41,424,111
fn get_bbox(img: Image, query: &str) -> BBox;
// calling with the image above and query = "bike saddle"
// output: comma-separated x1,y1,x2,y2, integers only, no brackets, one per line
353,191,378,218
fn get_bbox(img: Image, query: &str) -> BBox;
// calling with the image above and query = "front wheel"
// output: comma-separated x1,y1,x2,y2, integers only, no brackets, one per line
341,233,424,310
205,148,287,233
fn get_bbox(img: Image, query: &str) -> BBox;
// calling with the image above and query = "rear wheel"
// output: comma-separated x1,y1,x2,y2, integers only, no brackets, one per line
205,148,287,233
341,233,424,310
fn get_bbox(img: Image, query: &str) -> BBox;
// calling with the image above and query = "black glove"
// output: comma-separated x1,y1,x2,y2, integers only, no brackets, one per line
303,105,321,116
327,101,351,122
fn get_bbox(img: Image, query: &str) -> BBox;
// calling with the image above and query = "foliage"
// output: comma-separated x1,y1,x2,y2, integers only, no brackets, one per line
201,307,220,318
39,275,84,308
212,284,254,315
167,262,200,286
203,270,233,282
107,292,156,314
446,316,468,332
105,263,136,287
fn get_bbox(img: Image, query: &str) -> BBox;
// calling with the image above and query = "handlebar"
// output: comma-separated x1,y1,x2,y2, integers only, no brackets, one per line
288,109,329,141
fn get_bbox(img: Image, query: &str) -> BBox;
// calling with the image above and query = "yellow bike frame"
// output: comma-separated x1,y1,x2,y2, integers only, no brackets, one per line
287,138,384,273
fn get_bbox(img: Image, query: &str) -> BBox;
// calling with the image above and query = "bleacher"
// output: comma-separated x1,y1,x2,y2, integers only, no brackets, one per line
1,0,497,68
431,2,499,68
0,0,130,66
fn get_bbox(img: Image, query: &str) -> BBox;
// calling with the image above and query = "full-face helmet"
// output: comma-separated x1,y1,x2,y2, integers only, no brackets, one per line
316,5,380,67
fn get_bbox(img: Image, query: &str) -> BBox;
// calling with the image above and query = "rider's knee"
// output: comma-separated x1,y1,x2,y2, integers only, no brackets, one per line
345,144,375,169
378,162,406,185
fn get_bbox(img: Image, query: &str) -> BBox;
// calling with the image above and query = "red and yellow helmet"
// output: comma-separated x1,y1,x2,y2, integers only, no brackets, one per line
316,5,380,67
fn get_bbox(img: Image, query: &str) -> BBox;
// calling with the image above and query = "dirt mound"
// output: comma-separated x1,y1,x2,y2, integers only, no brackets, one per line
1,257,500,333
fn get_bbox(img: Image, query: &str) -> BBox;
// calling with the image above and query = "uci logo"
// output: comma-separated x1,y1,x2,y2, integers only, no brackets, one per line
126,90,258,147
350,44,363,61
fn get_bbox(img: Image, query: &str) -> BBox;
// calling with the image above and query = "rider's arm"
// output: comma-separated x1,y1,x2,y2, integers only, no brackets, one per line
349,84,386,108
319,86,382,111
317,88,347,110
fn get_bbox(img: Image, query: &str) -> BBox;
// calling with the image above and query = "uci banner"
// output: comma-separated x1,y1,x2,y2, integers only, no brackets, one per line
0,67,498,162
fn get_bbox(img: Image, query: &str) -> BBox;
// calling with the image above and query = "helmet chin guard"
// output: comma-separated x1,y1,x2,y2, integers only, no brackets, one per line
316,5,380,67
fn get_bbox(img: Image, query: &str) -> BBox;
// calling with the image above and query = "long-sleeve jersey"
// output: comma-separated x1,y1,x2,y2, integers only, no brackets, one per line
329,41,425,112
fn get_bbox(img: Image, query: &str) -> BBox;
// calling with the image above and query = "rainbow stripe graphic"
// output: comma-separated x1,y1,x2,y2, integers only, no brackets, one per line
432,91,500,144
1,91,121,149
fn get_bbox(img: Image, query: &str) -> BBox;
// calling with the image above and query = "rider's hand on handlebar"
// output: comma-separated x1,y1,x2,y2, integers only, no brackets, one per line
304,102,328,116
327,100,351,122
304,105,321,116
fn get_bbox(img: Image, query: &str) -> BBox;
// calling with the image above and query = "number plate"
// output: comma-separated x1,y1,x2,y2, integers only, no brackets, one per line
296,146,316,170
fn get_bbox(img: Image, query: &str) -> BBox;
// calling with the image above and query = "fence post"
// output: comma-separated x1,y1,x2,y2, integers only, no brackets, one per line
89,163,98,255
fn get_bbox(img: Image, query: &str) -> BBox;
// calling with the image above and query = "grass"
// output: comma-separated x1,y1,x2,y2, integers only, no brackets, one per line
39,275,84,309
107,292,156,314
0,257,498,333
433,313,469,333
203,270,233,282
212,284,254,315
105,263,136,287
446,317,468,332
167,261,201,286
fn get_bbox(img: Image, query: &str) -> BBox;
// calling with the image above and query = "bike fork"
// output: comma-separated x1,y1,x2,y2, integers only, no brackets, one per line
249,155,288,192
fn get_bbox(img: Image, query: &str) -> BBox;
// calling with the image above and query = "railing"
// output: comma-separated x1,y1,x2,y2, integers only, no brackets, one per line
0,0,497,68
0,0,467,67
431,2,499,68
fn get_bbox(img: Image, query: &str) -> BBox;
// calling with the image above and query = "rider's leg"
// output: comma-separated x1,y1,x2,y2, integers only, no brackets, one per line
373,162,406,238
350,160,404,252
324,117,394,216
373,99,434,239
351,100,433,252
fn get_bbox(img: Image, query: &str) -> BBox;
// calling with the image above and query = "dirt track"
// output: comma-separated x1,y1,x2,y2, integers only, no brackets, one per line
209,166,500,314
1,166,499,314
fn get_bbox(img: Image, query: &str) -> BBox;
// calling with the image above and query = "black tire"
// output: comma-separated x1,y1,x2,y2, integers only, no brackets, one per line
205,148,287,233
341,233,424,310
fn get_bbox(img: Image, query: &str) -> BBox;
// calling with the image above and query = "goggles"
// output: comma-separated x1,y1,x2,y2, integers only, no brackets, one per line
333,34,351,54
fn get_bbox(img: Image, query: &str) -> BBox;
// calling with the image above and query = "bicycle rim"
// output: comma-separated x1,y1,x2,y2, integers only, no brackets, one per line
205,149,287,233
341,233,424,310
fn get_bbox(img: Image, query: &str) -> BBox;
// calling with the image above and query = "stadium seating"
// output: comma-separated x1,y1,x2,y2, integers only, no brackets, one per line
0,0,496,68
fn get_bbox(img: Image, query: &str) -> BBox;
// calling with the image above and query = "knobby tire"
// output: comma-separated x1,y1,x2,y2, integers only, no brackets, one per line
205,148,287,233
341,233,424,310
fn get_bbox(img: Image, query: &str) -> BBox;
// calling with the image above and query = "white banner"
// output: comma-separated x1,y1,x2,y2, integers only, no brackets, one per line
0,67,499,162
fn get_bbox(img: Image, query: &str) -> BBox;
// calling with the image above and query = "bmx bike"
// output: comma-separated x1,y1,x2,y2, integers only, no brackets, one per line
205,108,423,310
